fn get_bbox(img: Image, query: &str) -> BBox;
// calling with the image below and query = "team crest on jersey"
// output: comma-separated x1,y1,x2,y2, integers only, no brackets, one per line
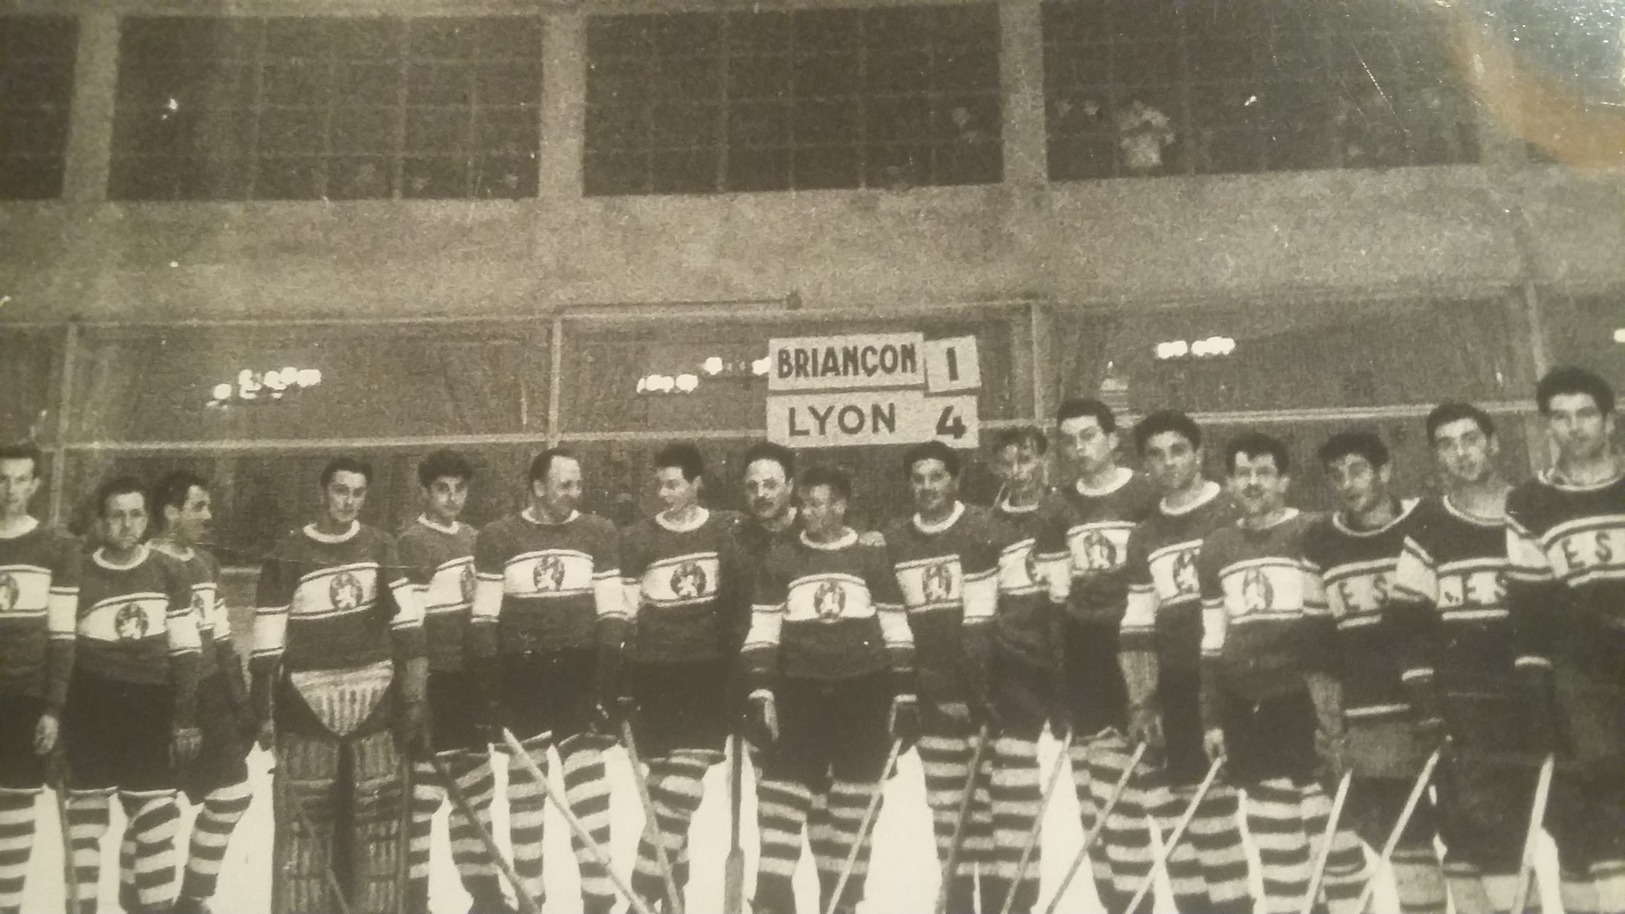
671,561,709,599
1023,549,1040,587
190,590,207,616
1171,550,1199,598
0,574,16,612
922,562,956,601
1241,568,1274,612
533,556,567,592
114,602,148,640
330,572,364,610
1078,531,1119,572
460,564,477,602
813,580,846,621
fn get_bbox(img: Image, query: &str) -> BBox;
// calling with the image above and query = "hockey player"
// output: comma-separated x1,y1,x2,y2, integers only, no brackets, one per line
1117,412,1250,914
1302,431,1444,912
884,439,999,914
0,441,78,914
469,448,624,914
397,450,510,914
1050,399,1158,914
1197,434,1341,914
735,442,802,562
1506,367,1625,914
63,476,201,914
148,471,254,914
986,426,1070,914
619,443,748,911
252,456,428,914
1392,403,1533,913
745,464,916,914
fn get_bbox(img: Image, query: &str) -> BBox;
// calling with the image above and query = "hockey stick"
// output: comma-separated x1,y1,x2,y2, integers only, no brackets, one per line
501,728,656,914
723,733,746,914
426,754,541,914
997,727,1073,914
50,759,78,914
1299,769,1355,914
1353,746,1444,912
934,722,993,914
1124,754,1225,914
396,752,413,912
1511,752,1555,914
622,720,684,914
824,737,905,914
1041,741,1148,914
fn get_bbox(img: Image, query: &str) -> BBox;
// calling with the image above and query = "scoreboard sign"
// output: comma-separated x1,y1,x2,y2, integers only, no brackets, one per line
766,332,980,448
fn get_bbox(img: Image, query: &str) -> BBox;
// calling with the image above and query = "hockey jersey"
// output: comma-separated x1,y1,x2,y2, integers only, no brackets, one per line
884,502,1000,703
470,509,626,658
744,528,912,689
621,509,747,664
398,516,478,671
1198,509,1333,714
990,489,1071,670
1055,469,1159,625
0,519,79,708
252,522,424,675
77,546,200,718
1303,500,1423,724
1121,482,1241,672
150,541,234,682
1506,471,1625,673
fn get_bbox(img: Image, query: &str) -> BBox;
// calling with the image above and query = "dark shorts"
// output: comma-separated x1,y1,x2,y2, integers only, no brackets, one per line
1061,616,1129,738
764,671,893,785
426,669,486,754
1553,657,1625,768
992,648,1048,740
179,670,251,802
1437,753,1535,871
502,648,596,745
1219,685,1317,787
0,691,48,790
1155,665,1209,787
1346,714,1432,780
64,669,175,793
630,659,731,758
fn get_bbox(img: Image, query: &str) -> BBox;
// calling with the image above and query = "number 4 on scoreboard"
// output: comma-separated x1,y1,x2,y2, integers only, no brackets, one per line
935,404,968,440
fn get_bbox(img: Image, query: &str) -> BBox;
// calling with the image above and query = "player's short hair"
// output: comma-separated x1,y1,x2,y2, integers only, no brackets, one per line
654,443,705,482
151,470,209,527
1317,430,1390,470
529,447,577,485
418,449,474,489
1055,397,1117,434
1536,366,1615,415
320,456,373,489
799,464,852,502
992,426,1048,456
1133,410,1202,454
903,440,960,478
1224,432,1290,476
741,442,796,481
0,441,44,477
1425,402,1495,444
96,476,148,517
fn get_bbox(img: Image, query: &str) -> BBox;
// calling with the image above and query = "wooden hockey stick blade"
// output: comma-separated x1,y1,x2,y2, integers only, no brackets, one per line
724,735,746,914
1042,741,1148,914
1354,746,1444,912
623,720,684,914
999,727,1074,914
1300,769,1355,914
1125,754,1224,914
935,722,992,914
52,770,78,914
502,728,656,914
427,755,542,914
1512,752,1556,914
824,738,905,914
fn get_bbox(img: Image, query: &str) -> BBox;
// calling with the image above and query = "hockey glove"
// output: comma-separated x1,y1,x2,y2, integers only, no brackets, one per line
1202,726,1226,763
250,667,278,752
33,710,59,757
1126,702,1166,768
1313,727,1349,795
171,726,203,767
888,694,921,747
747,691,779,747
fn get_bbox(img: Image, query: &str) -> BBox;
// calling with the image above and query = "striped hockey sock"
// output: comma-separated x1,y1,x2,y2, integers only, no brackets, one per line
559,735,615,913
1249,778,1311,914
756,776,812,887
919,723,978,878
633,748,720,903
1149,784,1209,913
1391,847,1448,913
0,788,38,914
1559,864,1600,914
65,788,113,912
180,778,253,903
442,750,500,903
1067,738,1125,913
407,761,441,893
505,732,551,906
1591,858,1625,914
1077,733,1152,914
1301,783,1367,914
121,789,182,909
1188,785,1251,914
821,778,880,911
988,734,1042,914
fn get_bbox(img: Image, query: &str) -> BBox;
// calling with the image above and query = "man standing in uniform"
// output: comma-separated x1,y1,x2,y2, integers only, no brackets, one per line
1303,432,1444,912
1050,399,1158,914
397,450,510,914
1117,412,1250,914
745,465,916,914
735,443,801,563
619,443,747,911
1392,403,1532,913
1506,367,1625,914
0,441,78,914
470,448,624,914
252,457,428,914
148,470,254,914
885,440,999,914
64,476,201,914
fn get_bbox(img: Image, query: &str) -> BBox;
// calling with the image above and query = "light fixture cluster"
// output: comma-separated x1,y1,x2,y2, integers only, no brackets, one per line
1154,336,1237,360
637,355,770,395
208,367,322,408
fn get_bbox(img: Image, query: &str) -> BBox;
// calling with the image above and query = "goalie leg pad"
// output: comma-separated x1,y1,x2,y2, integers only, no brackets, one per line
348,728,407,914
276,730,342,914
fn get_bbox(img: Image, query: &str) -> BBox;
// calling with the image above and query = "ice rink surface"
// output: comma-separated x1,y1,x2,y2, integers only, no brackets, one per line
18,732,1564,913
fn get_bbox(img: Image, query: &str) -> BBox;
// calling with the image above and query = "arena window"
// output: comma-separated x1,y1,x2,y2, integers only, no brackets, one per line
582,4,1002,196
0,15,77,200
109,15,543,201
1041,0,1480,180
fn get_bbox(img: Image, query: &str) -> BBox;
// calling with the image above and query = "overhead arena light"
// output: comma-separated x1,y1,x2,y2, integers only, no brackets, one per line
1155,336,1236,360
